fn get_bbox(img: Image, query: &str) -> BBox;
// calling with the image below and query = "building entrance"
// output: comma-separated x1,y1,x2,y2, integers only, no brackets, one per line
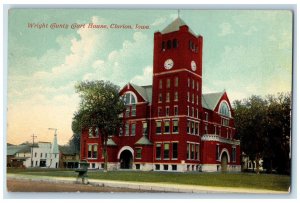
221,153,228,172
120,150,133,169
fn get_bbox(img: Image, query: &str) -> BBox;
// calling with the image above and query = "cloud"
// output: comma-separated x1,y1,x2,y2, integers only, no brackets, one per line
82,31,151,87
151,17,167,26
130,65,153,86
243,26,258,35
218,22,234,36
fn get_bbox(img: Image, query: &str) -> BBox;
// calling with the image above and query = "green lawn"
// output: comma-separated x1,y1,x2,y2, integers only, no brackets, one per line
7,168,290,191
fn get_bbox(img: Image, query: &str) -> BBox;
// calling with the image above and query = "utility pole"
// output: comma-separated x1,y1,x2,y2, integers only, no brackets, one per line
30,134,37,167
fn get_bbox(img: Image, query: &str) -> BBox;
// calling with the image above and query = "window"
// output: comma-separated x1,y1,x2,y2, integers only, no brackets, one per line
131,105,136,116
196,109,199,118
187,120,190,133
123,92,136,105
174,106,178,116
89,127,94,137
197,82,199,91
192,107,194,117
92,145,97,158
164,143,170,159
205,112,208,121
222,118,229,126
191,144,195,159
166,106,169,116
187,106,190,116
164,165,169,171
166,92,170,102
191,122,195,134
214,125,217,135
88,144,98,159
131,123,136,136
205,124,208,134
174,91,178,101
161,41,165,51
192,94,194,103
40,153,43,158
164,120,170,133
135,148,142,159
167,40,172,49
173,39,178,48
172,142,178,159
159,79,162,89
95,127,99,137
174,77,178,87
192,80,195,89
195,122,199,135
158,93,162,103
232,147,236,162
143,122,148,135
136,164,141,170
125,123,129,136
173,119,179,133
125,106,130,117
196,95,199,105
187,143,190,159
156,121,162,134
172,165,177,171
188,78,190,87
155,164,160,170
219,101,231,117
158,107,162,116
45,153,47,158
166,79,170,88
35,152,37,157
216,145,220,160
156,144,161,159
187,92,190,102
119,126,123,136
196,144,199,160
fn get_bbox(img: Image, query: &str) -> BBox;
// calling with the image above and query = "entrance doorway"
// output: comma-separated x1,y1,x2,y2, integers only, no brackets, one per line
120,150,133,169
221,153,228,172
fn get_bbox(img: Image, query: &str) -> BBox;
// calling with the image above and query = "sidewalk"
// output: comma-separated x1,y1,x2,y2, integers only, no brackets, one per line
6,173,289,194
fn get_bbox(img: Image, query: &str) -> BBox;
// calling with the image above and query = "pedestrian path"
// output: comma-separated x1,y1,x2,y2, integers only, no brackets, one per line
6,173,289,194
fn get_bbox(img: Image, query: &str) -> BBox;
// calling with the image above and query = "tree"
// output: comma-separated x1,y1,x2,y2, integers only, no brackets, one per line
233,93,291,174
233,96,268,174
73,80,126,172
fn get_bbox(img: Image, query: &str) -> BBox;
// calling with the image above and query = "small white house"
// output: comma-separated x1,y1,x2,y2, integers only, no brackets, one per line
13,133,60,168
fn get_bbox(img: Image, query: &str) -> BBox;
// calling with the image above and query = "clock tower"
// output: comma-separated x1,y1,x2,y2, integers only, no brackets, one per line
152,17,203,118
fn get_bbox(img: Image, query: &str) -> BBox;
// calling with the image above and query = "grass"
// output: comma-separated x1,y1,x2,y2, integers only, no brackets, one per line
7,168,290,192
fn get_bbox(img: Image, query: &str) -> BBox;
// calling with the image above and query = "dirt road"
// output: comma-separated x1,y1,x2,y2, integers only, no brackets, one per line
7,179,153,192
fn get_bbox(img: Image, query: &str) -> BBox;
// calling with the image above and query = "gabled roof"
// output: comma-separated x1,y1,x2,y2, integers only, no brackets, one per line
161,17,196,36
135,136,153,145
202,92,224,111
59,145,78,155
129,83,152,103
7,144,31,156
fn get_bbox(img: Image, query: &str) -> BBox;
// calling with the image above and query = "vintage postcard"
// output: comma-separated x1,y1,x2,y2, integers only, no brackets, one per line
6,8,293,196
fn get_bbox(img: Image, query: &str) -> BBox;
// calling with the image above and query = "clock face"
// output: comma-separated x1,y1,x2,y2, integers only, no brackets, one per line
191,60,197,71
164,59,174,70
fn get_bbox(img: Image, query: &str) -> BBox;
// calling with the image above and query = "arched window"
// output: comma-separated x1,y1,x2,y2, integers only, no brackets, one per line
123,92,137,105
219,101,231,117
161,41,165,51
167,40,172,49
173,39,178,48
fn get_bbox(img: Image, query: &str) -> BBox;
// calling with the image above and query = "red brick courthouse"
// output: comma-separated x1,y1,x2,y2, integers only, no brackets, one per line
80,18,241,172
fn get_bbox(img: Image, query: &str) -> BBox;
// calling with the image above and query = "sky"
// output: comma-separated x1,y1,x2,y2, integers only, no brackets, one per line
7,9,293,145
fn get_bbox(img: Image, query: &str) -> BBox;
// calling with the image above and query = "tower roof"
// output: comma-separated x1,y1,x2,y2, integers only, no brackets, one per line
161,17,196,36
